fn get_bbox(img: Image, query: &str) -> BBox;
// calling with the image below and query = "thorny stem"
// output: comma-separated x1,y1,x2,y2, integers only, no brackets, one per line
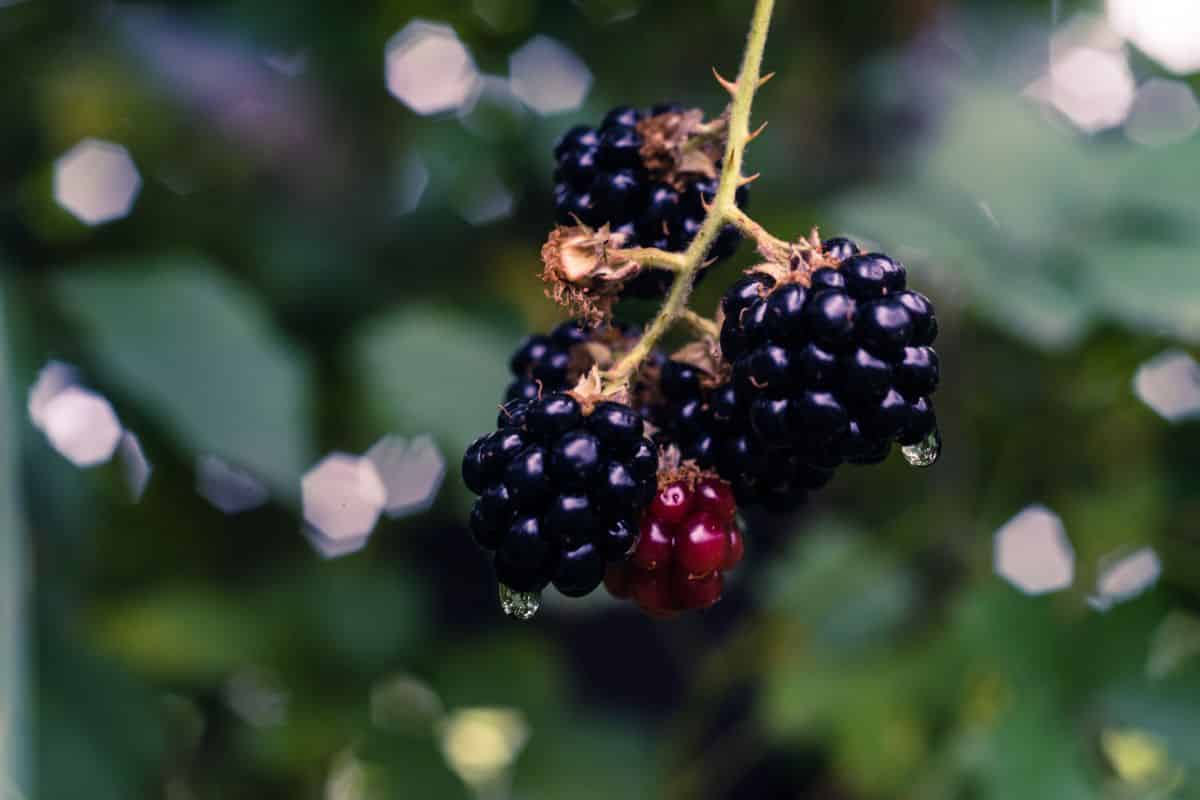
725,205,792,263
611,247,688,272
603,0,777,391
679,308,720,339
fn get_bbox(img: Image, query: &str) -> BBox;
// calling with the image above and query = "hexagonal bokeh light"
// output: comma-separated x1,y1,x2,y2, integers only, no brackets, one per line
994,505,1075,596
28,360,81,432
1133,349,1200,422
40,386,124,468
1125,78,1200,147
301,453,387,557
53,138,142,226
196,454,270,514
508,35,592,115
385,21,480,115
1029,46,1136,133
119,431,152,501
1109,0,1200,75
1090,547,1162,611
365,434,446,518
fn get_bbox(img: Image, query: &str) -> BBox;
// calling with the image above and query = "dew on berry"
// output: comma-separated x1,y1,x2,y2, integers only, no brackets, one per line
498,583,542,621
901,427,942,468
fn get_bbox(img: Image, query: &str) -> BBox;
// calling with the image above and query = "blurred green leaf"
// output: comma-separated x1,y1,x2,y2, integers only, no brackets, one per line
91,586,276,681
51,256,316,496
352,306,513,460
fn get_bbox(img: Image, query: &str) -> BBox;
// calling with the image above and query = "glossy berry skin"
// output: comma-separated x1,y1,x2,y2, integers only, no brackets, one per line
588,401,645,455
549,431,602,486
894,346,939,398
607,476,742,616
650,482,693,527
602,105,642,130
552,103,752,299
803,290,857,352
632,516,673,570
555,125,599,159
823,237,860,262
553,542,605,597
674,570,724,611
597,517,638,560
676,513,729,575
463,388,656,600
857,300,913,359
713,238,942,504
527,394,582,440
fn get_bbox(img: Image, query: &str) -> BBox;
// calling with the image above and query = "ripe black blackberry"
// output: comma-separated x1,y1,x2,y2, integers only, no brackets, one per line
642,359,721,471
713,238,941,506
463,392,659,600
504,319,639,404
552,104,750,298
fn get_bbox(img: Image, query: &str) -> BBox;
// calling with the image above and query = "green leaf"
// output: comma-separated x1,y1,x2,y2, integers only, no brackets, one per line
352,306,514,460
91,586,276,680
51,255,316,496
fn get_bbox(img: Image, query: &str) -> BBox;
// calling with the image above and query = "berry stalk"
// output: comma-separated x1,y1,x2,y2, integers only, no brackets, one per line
602,0,777,392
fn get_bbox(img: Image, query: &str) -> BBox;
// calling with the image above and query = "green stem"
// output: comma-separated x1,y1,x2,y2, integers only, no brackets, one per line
604,0,776,389
610,247,688,272
679,308,720,339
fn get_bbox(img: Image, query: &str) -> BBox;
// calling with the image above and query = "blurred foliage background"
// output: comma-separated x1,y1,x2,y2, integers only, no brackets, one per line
3,0,1200,797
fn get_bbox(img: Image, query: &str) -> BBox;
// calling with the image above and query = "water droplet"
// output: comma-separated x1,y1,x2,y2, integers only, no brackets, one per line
901,428,941,468
498,584,541,620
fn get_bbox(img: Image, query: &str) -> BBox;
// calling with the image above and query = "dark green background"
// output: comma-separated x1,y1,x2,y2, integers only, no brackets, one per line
3,0,1200,797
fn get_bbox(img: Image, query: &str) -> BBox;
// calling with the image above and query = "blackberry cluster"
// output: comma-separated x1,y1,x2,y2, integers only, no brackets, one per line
462,392,658,598
552,104,748,298
604,477,744,616
713,238,940,508
505,319,634,404
643,359,720,471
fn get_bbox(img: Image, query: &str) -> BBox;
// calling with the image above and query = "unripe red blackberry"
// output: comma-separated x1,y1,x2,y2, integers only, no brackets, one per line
713,238,942,505
605,476,744,616
463,392,659,606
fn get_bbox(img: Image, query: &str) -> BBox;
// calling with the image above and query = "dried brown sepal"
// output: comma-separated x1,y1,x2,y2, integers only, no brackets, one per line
742,228,842,291
541,223,641,323
670,338,729,389
636,109,727,191
656,445,720,491
567,366,628,414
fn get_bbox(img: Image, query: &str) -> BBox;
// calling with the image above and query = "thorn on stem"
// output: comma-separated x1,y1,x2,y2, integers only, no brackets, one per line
712,67,739,97
738,173,762,188
757,72,776,89
747,121,769,142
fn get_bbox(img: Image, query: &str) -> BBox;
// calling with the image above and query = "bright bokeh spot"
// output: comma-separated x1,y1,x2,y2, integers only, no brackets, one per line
365,434,446,518
385,21,480,115
196,455,270,514
1125,78,1200,147
1029,46,1136,133
1091,547,1162,611
1108,0,1200,75
41,386,123,467
53,138,142,225
994,505,1075,595
301,453,387,552
458,169,514,226
370,674,445,732
439,708,530,788
1133,349,1200,422
28,360,80,432
508,35,592,115
118,431,152,501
